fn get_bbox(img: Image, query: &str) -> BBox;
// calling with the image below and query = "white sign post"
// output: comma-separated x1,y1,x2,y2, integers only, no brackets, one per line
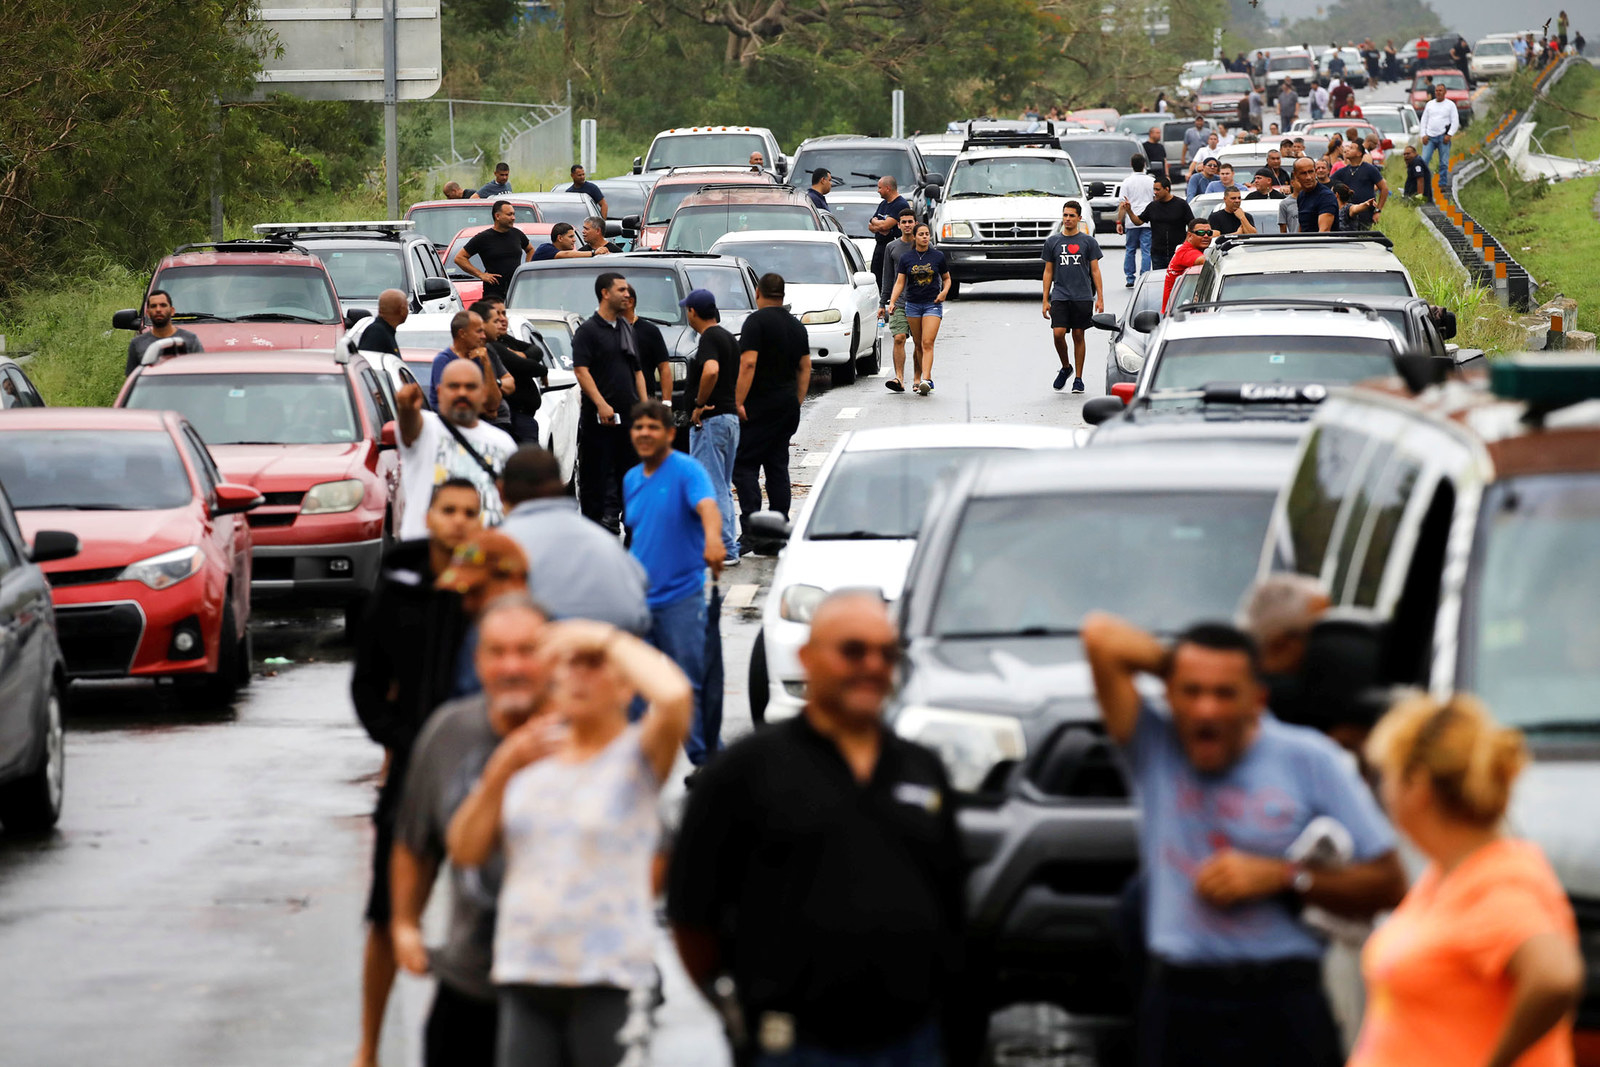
891,90,905,139
580,119,598,174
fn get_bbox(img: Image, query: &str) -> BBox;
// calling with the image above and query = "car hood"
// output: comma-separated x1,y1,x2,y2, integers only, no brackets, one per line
1508,757,1600,899
184,321,343,351
18,508,196,571
784,282,853,316
900,634,1100,724
773,538,918,605
943,197,1074,221
208,442,368,491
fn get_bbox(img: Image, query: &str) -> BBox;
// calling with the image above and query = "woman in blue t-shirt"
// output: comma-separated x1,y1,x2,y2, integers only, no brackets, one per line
886,223,951,396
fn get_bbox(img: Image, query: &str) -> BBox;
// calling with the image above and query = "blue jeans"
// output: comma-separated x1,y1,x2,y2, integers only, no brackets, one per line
754,1021,942,1067
648,589,719,765
690,413,740,561
1123,226,1152,282
1422,134,1450,188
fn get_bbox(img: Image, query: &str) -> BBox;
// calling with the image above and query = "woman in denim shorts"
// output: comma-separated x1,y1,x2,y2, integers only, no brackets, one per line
886,223,951,396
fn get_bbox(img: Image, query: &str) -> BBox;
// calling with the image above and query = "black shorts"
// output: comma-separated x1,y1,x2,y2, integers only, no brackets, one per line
1050,299,1095,331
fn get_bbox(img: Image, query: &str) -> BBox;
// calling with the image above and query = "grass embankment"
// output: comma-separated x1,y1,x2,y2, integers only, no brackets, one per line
1458,62,1600,327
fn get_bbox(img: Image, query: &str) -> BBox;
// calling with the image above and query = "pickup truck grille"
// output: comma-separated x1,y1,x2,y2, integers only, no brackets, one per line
977,220,1056,241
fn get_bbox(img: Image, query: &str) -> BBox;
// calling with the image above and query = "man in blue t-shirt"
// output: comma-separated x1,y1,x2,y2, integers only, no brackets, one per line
806,168,833,213
624,400,725,765
1039,200,1104,394
567,163,609,218
475,162,513,199
1336,142,1388,230
1083,613,1406,1067
1293,157,1337,233
867,175,911,280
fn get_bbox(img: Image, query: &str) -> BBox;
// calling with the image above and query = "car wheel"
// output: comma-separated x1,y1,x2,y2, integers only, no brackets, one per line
237,624,254,688
343,595,368,642
830,354,857,386
748,627,769,727
184,598,244,707
946,278,962,301
0,683,65,833
857,331,882,377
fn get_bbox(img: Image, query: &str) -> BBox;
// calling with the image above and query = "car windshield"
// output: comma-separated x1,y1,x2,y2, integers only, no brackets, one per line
1477,41,1514,56
826,200,880,238
920,152,958,179
1147,336,1396,395
156,265,340,324
946,156,1082,198
791,148,918,190
931,491,1275,637
713,241,845,285
1364,111,1408,135
684,266,754,310
1467,475,1600,731
807,447,1005,540
528,197,590,231
124,372,359,445
311,247,407,301
1417,73,1468,90
409,204,540,248
1185,61,1224,77
1269,55,1312,71
0,430,191,511
646,133,768,170
1062,139,1142,168
507,265,683,323
1199,77,1253,95
523,322,574,369
1221,271,1413,300
664,204,818,254
594,181,647,217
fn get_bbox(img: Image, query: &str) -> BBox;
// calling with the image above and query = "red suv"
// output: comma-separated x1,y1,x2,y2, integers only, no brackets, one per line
0,409,261,700
117,350,402,626
111,240,359,352
627,166,778,251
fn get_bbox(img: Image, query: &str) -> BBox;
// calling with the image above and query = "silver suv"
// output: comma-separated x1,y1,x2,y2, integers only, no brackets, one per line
1191,234,1418,305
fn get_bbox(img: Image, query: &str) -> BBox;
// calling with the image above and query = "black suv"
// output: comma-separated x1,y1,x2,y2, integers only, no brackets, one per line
788,135,943,211
251,221,456,319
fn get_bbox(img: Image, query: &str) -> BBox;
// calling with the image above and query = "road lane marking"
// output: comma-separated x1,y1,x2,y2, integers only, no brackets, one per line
836,407,860,419
723,584,760,610
802,452,827,467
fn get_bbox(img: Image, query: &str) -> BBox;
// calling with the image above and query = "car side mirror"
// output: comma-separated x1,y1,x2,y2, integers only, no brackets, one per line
852,271,878,288
604,219,624,238
212,483,264,517
1087,181,1109,198
112,308,141,331
632,156,643,175
1082,396,1126,425
1110,382,1137,404
29,530,79,564
1131,310,1161,332
622,214,642,232
775,157,788,178
924,172,946,187
379,420,398,450
745,509,791,545
421,277,452,300
1090,312,1117,331
344,308,372,329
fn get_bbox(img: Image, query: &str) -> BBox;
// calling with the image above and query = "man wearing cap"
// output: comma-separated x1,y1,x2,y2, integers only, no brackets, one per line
806,168,833,213
683,288,743,567
1245,169,1286,201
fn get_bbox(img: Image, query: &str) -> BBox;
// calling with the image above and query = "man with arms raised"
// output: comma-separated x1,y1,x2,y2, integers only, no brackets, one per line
397,361,516,539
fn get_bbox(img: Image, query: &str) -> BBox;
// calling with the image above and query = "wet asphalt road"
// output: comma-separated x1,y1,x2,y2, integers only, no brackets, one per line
0,273,1129,1065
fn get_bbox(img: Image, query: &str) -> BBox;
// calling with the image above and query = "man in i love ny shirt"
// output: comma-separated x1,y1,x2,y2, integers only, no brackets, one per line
1039,200,1104,394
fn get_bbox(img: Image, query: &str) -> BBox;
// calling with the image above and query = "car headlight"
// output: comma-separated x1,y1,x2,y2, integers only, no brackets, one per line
301,478,366,515
895,706,1027,792
799,309,842,325
117,546,202,590
779,584,827,623
941,222,974,240
1115,341,1145,374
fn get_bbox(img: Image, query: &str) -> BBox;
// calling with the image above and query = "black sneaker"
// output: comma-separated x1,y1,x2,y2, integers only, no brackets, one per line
1053,367,1070,390
1072,377,1085,394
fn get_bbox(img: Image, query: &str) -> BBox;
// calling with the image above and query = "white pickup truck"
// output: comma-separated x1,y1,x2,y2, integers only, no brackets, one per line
632,126,789,180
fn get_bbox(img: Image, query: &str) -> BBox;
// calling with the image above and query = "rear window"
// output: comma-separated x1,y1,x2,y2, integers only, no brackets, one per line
1147,336,1397,394
710,241,845,285
664,205,819,254
790,148,919,191
645,133,768,171
507,265,684,325
1221,271,1414,300
1061,139,1143,169
409,204,541,248
0,430,191,511
125,372,359,446
1270,55,1313,71
1198,77,1253,96
1416,72,1468,90
155,264,340,324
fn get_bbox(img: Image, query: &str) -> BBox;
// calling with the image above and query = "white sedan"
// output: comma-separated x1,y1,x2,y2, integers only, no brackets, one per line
348,310,582,486
708,229,882,387
750,423,1078,723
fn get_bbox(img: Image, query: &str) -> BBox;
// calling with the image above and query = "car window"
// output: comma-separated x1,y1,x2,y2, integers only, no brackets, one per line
1,367,37,408
155,264,341,324
684,266,755,310
841,238,866,274
358,368,390,437
1127,277,1165,327
181,424,226,493
411,246,433,289
1146,336,1396,395
664,205,820,254
176,427,218,505
807,447,1001,540
408,204,541,248
790,148,918,191
711,241,846,286
1351,455,1421,607
529,197,590,232
0,488,27,574
0,430,193,510
125,372,360,446
1328,441,1392,602
314,247,407,302
521,322,574,370
946,156,1081,199
1283,425,1372,577
1220,271,1413,300
646,133,769,171
507,266,683,324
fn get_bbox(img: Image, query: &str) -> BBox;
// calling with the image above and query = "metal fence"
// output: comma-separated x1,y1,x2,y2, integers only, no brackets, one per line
499,103,573,187
416,98,571,195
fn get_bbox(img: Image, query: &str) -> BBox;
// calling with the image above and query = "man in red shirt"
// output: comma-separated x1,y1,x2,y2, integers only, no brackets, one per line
1163,220,1212,308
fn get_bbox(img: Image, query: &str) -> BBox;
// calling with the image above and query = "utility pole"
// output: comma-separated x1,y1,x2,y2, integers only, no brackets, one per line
383,0,399,218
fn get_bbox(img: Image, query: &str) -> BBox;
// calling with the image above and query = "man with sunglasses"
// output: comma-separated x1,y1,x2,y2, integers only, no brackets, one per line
1163,220,1212,308
668,592,965,1067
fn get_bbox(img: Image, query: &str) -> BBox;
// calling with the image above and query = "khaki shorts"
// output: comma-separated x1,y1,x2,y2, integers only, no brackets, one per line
888,304,909,335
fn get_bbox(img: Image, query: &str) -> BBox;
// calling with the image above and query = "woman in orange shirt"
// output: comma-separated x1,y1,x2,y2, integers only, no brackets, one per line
1351,694,1584,1067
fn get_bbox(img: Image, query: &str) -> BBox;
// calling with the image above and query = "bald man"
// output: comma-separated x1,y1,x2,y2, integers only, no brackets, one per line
358,288,410,358
668,590,967,1065
442,181,466,200
397,363,516,538
1294,156,1336,233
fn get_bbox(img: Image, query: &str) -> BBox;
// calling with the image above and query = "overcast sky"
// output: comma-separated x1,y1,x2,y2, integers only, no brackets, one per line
1254,0,1568,44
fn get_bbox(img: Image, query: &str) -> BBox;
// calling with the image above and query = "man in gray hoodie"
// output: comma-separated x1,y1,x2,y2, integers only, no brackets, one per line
877,207,919,391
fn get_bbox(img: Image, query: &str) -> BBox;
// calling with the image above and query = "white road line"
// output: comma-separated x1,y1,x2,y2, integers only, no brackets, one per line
802,452,827,467
835,407,861,419
722,584,760,610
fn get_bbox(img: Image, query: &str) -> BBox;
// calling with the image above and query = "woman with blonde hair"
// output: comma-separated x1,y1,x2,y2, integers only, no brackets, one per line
1350,693,1583,1067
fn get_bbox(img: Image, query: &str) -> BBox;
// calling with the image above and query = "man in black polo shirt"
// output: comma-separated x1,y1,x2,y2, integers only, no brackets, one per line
1401,145,1432,198
1131,174,1194,269
456,201,531,302
357,289,408,359
572,271,646,532
668,591,964,1067
733,273,811,543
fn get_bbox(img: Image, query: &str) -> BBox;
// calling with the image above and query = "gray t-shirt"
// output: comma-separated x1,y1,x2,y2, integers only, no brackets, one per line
1278,194,1301,234
1182,125,1209,159
880,237,914,308
1278,89,1299,122
126,329,203,376
395,694,502,1001
498,498,651,634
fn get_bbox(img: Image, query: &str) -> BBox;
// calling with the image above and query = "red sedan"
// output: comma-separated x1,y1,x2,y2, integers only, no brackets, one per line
0,409,261,699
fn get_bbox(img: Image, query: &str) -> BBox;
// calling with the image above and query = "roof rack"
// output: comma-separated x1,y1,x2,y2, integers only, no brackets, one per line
252,220,416,240
961,125,1062,152
172,239,311,256
693,182,796,195
1139,382,1331,406
1170,299,1380,321
1211,232,1394,251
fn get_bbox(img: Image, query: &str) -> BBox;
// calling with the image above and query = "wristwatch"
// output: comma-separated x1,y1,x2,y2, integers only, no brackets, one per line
1289,865,1314,894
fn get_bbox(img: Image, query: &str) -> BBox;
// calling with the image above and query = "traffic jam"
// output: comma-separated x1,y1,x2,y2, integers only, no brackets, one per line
1,50,1598,1067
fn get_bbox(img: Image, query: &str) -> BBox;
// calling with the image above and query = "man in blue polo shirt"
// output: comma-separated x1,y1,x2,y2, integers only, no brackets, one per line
1083,613,1405,1067
624,400,726,765
1293,157,1337,233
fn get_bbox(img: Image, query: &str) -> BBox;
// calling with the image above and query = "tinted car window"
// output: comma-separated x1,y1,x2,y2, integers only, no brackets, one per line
156,264,340,323
1220,271,1413,300
1061,139,1144,169
1351,455,1420,607
1328,442,1392,602
507,265,683,324
521,322,574,370
808,448,1001,540
931,491,1274,637
1284,425,1371,576
790,148,918,191
664,205,820,254
646,133,768,170
0,430,192,510
684,266,755,310
126,372,360,446
711,241,846,285
1147,336,1396,395
314,247,408,302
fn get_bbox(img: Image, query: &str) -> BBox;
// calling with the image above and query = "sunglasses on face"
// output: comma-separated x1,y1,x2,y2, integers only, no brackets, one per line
833,639,902,666
1194,229,1213,237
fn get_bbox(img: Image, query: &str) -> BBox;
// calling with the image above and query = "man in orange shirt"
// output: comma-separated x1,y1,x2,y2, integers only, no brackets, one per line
1163,220,1212,308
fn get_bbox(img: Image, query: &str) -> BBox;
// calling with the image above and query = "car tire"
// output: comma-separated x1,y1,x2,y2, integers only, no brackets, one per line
748,627,769,727
184,598,244,707
343,596,368,642
946,278,962,301
857,327,881,377
830,353,857,387
0,683,65,833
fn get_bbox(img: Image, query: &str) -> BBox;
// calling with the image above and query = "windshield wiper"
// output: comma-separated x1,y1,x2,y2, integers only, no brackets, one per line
947,191,1000,199
851,172,882,182
808,530,904,541
1517,719,1600,735
1004,189,1058,197
236,313,332,324
939,626,1083,639
641,316,676,327
171,312,224,322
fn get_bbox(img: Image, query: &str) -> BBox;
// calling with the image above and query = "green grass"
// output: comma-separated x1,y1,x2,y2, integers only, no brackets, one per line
0,260,146,407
